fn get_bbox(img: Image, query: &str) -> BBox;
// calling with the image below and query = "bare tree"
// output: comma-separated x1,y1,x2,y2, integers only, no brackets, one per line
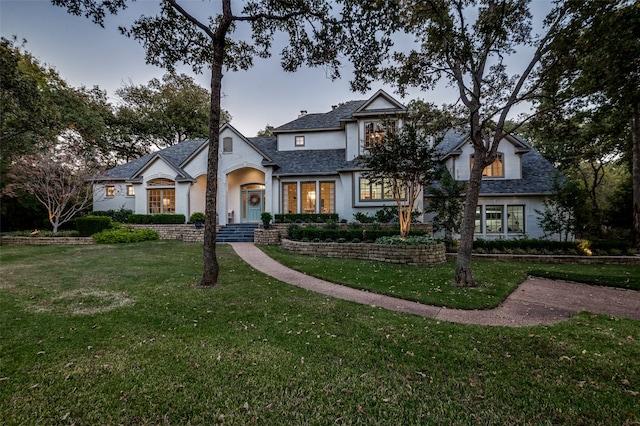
5,141,100,232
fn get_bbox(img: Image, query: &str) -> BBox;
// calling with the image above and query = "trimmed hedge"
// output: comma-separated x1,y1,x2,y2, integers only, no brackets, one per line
127,214,186,224
471,238,636,256
275,213,339,223
92,208,133,223
288,225,430,242
92,227,159,244
76,216,112,237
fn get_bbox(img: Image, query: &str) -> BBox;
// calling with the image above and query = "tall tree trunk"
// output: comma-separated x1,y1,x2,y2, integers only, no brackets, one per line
199,0,233,286
632,100,640,250
454,148,485,287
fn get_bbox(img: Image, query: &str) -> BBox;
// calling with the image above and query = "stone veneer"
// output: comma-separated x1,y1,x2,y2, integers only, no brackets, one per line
281,238,447,266
1,236,95,245
254,229,280,245
128,224,220,242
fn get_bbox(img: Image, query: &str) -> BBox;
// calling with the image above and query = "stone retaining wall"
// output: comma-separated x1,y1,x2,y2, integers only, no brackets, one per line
1,236,95,245
254,229,280,245
128,224,220,242
446,253,640,265
282,238,446,266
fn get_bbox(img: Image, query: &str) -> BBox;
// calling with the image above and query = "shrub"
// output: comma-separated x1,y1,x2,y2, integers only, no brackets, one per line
286,223,300,238
76,216,112,237
189,212,205,223
274,213,339,223
128,214,186,224
375,236,440,245
92,208,133,223
92,227,159,244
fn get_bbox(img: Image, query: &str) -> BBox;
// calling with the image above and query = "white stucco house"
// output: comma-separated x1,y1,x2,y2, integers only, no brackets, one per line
93,90,558,239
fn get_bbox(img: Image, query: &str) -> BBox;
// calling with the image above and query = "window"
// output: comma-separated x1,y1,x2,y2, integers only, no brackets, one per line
364,121,395,149
319,182,335,213
295,136,305,147
359,178,405,201
507,205,524,233
126,185,135,196
485,206,503,234
471,153,504,177
223,137,233,153
147,178,175,214
105,186,115,197
301,182,316,213
475,206,482,233
283,182,297,214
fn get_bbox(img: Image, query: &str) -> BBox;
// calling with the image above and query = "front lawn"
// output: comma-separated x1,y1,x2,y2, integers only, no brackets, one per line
260,245,640,309
1,242,638,425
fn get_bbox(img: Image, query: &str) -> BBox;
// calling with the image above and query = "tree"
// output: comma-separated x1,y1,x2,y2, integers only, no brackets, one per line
256,124,274,137
5,141,100,232
533,0,640,248
536,176,587,242
53,0,342,286
356,102,443,238
115,73,231,151
340,0,571,286
426,168,466,241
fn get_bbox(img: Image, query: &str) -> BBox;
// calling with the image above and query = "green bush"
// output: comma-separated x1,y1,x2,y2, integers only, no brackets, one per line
274,213,339,223
92,208,133,223
289,226,430,242
376,236,440,245
76,216,112,237
189,212,205,223
127,214,186,224
92,227,159,244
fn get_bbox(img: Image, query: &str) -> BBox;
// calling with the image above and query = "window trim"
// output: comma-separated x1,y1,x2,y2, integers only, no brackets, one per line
295,135,305,147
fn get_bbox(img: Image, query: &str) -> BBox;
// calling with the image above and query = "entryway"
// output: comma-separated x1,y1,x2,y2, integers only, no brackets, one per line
241,184,265,223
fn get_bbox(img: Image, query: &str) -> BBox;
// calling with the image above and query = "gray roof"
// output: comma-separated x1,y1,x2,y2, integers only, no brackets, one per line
274,100,367,132
250,137,350,176
427,133,558,196
97,139,207,181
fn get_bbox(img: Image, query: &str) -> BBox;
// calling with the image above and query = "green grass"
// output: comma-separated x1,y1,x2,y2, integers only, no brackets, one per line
259,245,640,309
1,241,639,425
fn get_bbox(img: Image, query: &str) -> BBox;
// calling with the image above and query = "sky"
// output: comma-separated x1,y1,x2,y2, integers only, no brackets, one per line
1,0,552,137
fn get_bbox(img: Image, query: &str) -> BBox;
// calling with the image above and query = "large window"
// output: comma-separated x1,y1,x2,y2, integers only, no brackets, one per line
283,182,297,214
147,178,175,214
319,182,335,213
507,205,524,233
471,153,504,177
364,120,396,149
485,206,503,234
359,178,405,201
301,182,316,213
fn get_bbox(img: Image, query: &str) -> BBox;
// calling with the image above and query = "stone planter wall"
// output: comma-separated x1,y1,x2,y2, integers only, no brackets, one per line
282,238,446,266
128,224,222,242
1,236,95,245
446,253,640,265
254,229,280,245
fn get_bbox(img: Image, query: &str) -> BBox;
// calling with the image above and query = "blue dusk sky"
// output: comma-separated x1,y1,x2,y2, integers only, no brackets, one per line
1,0,552,137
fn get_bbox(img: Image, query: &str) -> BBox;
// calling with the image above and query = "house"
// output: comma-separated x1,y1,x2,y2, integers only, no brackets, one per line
93,90,558,239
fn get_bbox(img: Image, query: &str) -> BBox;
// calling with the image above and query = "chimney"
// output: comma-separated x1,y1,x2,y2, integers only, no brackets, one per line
299,110,307,117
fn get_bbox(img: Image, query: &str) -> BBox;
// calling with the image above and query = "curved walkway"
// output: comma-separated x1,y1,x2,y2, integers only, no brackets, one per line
229,243,640,327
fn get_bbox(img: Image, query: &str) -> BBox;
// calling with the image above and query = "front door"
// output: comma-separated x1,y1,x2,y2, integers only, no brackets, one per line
241,184,265,223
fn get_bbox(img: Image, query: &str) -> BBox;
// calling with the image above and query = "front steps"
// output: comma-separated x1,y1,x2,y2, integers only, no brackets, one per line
215,223,259,242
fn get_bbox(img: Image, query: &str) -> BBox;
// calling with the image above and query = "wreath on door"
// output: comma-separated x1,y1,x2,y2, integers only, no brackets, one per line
249,194,261,206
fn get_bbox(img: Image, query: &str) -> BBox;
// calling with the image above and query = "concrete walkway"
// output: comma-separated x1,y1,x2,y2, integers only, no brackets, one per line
229,243,640,327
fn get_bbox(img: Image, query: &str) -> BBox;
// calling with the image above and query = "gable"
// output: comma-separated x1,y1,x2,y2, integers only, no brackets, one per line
352,89,406,116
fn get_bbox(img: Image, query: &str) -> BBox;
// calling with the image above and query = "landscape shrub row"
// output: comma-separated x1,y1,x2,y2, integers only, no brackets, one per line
469,238,635,256
275,213,339,223
288,225,429,242
127,214,186,224
92,227,159,244
92,208,133,223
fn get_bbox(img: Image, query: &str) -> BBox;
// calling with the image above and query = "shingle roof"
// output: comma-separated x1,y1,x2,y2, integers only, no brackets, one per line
274,100,367,132
97,139,207,181
426,134,558,196
249,137,350,175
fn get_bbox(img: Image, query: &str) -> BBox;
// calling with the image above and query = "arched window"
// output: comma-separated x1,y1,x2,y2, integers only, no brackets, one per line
147,178,175,214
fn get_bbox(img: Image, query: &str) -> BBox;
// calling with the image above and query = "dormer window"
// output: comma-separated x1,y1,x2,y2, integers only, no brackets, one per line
471,153,504,178
364,121,396,149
